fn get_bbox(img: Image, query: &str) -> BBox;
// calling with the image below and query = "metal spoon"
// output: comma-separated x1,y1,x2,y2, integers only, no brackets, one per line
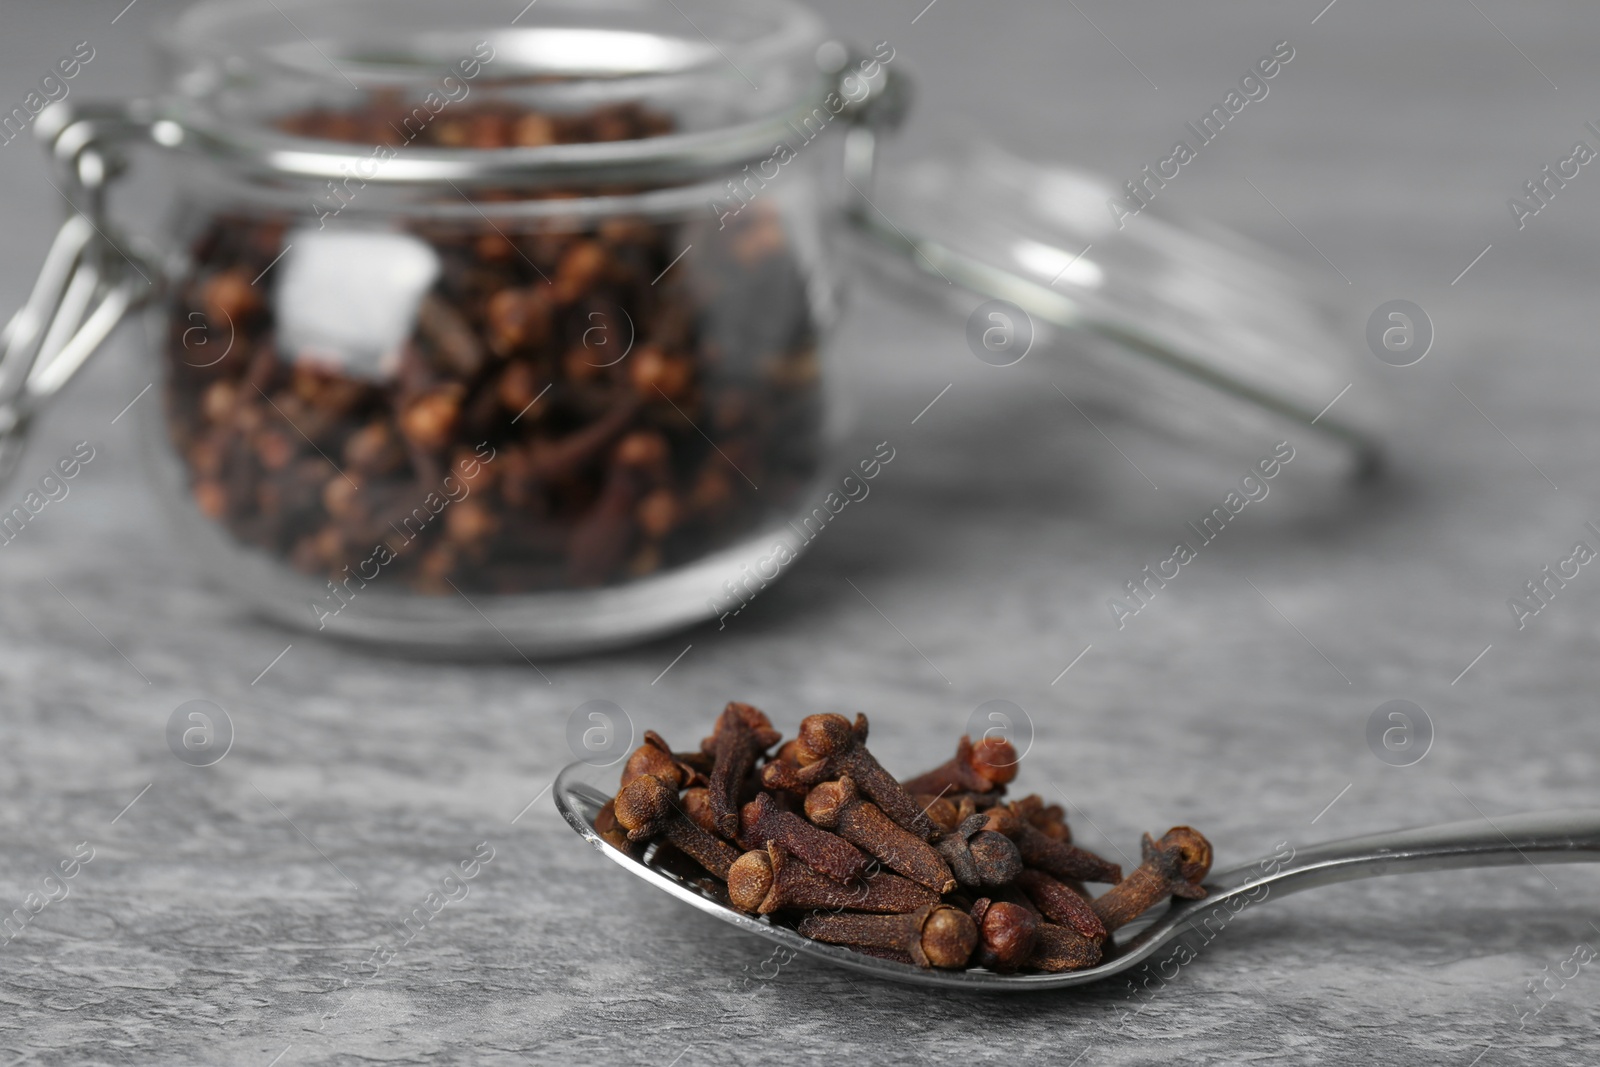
555,764,1600,991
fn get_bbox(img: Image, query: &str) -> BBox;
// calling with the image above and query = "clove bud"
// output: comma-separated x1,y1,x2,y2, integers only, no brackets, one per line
805,776,956,893
986,805,1121,885
702,702,781,840
797,904,977,970
619,731,700,791
1027,923,1104,973
741,791,869,886
938,812,1024,888
726,843,937,916
1009,794,1072,842
758,739,812,797
970,898,1039,973
1091,827,1213,932
1015,868,1106,942
789,713,934,840
613,773,741,880
901,735,1019,797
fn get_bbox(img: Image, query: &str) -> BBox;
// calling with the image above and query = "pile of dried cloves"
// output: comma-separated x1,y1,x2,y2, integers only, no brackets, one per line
166,97,821,596
596,704,1213,973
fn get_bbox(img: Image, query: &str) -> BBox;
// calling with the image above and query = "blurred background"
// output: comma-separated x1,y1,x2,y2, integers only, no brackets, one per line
1,2,1597,1063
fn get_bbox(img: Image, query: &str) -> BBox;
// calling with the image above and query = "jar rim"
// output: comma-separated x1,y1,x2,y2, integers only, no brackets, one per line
153,0,839,186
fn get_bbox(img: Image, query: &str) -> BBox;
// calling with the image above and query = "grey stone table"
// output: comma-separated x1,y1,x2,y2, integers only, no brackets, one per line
2,1,1598,1063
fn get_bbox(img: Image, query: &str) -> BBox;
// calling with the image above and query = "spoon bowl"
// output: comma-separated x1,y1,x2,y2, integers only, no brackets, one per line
555,762,1600,991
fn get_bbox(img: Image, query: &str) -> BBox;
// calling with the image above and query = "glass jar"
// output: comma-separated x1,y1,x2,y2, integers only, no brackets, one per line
0,0,1384,656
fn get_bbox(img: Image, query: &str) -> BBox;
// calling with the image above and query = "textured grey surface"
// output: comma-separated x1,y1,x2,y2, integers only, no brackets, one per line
2,1,1599,1064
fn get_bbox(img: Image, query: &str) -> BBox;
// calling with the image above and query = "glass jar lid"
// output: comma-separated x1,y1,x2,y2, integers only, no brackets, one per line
852,140,1386,472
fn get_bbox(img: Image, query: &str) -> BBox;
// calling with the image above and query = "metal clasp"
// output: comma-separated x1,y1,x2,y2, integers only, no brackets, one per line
827,43,910,210
0,101,157,488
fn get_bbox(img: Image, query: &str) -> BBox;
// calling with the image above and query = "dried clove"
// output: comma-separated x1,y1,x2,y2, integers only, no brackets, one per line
725,843,937,916
938,812,1024,888
901,735,1019,797
797,904,977,970
1010,794,1072,842
680,786,718,837
201,268,261,327
758,739,812,797
805,776,955,893
612,773,741,879
970,898,1039,973
565,457,640,586
914,792,966,836
1014,868,1106,943
417,292,486,377
619,730,699,791
529,395,642,481
986,805,1122,885
740,791,869,885
790,714,934,840
1090,827,1213,932
1027,922,1104,973
702,702,781,840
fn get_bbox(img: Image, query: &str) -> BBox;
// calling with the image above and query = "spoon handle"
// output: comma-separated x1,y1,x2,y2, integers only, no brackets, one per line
1198,808,1600,909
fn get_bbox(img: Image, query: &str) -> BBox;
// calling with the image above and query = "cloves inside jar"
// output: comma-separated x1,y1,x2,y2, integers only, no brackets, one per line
168,97,824,601
136,3,853,657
